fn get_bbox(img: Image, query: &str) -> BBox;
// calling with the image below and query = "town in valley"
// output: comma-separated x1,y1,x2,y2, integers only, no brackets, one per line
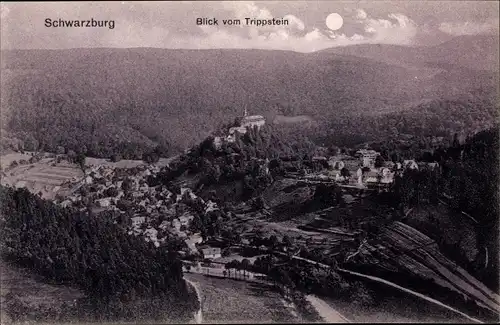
1,1,499,324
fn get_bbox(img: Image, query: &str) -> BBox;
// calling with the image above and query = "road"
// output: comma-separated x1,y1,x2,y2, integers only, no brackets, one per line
229,243,489,323
337,268,483,324
306,295,351,323
273,249,486,323
183,263,351,323
184,277,203,324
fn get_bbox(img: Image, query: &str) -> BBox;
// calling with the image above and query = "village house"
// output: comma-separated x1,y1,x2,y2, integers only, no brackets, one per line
329,160,345,170
426,162,440,169
213,136,223,149
383,161,396,169
403,160,419,170
96,197,111,208
185,233,203,255
205,200,219,213
131,216,146,233
178,213,194,227
227,126,247,143
144,228,160,247
356,149,380,168
172,218,181,231
201,247,221,259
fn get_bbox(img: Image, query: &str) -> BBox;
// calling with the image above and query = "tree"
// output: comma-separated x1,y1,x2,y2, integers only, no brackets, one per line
374,155,384,168
230,259,241,279
241,259,251,279
121,177,134,194
110,154,122,162
143,152,160,164
282,235,294,248
340,167,350,178
76,153,86,171
224,262,232,279
268,235,280,250
105,187,119,197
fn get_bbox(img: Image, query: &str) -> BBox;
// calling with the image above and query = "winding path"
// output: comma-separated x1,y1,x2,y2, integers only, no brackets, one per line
337,268,483,324
184,277,203,324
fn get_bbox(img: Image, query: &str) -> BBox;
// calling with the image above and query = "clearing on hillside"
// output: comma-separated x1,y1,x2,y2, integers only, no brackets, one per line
184,273,301,323
0,260,84,324
1,157,83,200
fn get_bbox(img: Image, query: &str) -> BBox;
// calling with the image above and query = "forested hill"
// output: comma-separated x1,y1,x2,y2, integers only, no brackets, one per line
323,35,499,72
1,36,498,158
391,126,499,290
0,186,199,322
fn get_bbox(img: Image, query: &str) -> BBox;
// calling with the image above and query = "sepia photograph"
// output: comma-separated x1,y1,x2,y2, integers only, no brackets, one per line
0,1,499,323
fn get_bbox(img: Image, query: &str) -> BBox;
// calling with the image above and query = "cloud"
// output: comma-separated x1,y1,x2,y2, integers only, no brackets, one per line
283,14,305,31
438,19,499,36
7,1,494,52
355,9,418,45
355,9,367,20
179,3,419,52
305,28,325,41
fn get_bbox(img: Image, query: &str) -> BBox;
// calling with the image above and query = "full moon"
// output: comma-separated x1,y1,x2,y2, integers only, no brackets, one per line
325,13,344,31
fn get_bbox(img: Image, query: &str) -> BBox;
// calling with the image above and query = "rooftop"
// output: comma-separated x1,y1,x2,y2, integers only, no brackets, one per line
201,247,221,255
242,115,265,121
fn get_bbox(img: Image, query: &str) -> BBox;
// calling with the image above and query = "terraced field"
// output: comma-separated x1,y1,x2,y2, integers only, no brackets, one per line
1,158,83,199
349,221,500,321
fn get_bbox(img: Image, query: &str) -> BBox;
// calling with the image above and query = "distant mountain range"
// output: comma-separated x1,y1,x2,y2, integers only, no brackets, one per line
1,35,498,156
323,35,499,72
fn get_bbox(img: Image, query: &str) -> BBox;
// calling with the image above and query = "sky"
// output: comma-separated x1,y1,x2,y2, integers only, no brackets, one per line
1,1,498,52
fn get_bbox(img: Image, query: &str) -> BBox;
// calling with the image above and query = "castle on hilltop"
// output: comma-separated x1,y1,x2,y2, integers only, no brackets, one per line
226,106,265,143
240,107,265,129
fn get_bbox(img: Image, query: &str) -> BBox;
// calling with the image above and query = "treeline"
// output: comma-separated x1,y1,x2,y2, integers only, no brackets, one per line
3,48,496,159
3,86,496,162
0,186,199,322
318,91,498,148
390,127,499,290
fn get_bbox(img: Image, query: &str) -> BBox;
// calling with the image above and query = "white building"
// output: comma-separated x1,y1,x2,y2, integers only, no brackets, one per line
356,149,380,168
201,247,221,259
241,106,265,129
227,126,247,142
96,198,111,208
329,160,345,170
213,136,223,149
226,108,266,142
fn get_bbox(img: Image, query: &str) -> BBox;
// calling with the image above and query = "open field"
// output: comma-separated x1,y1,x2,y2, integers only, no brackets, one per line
272,115,315,125
85,156,175,169
0,152,34,169
322,294,469,323
305,295,349,323
184,273,301,323
0,260,84,324
0,153,177,200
